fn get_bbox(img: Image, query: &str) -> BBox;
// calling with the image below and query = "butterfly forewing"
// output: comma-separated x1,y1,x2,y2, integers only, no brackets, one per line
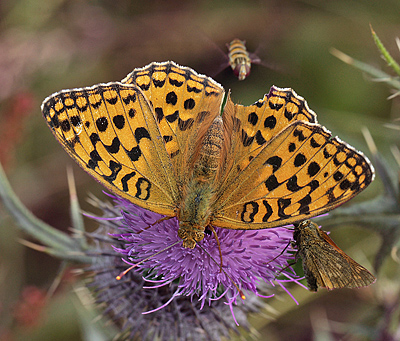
305,241,376,290
42,83,178,215
318,229,376,289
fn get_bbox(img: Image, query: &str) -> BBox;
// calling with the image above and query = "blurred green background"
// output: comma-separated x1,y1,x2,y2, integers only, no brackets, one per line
1,0,399,340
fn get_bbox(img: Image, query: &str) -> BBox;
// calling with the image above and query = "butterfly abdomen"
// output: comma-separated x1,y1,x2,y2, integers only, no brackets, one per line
193,117,224,179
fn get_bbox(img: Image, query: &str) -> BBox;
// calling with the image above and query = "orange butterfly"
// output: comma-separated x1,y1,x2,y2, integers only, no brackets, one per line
42,61,374,250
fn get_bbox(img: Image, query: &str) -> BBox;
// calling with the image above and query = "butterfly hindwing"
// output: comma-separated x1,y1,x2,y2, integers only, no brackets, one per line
231,87,317,151
42,83,179,215
213,88,374,229
217,87,317,204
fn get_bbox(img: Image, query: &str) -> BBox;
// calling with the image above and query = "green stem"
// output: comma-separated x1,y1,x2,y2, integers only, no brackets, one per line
0,163,77,252
371,24,400,77
331,48,400,91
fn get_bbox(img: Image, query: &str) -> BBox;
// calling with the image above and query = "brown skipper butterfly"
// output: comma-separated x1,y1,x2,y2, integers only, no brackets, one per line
293,220,376,291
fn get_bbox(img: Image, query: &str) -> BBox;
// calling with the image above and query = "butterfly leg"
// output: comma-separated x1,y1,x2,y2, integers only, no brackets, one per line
136,216,175,234
268,241,299,279
265,240,291,266
208,225,224,271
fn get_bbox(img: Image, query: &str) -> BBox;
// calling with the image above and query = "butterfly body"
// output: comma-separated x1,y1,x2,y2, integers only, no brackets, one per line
294,220,376,291
42,61,374,251
177,116,224,248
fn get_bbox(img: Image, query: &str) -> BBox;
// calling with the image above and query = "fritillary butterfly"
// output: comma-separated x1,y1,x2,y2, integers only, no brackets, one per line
42,61,374,249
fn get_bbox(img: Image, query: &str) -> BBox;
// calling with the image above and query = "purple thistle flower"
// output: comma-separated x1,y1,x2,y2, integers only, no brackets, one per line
84,193,304,339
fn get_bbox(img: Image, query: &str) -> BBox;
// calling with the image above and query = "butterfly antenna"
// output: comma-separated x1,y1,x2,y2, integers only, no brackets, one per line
195,242,246,300
116,240,181,280
272,242,299,279
208,225,223,269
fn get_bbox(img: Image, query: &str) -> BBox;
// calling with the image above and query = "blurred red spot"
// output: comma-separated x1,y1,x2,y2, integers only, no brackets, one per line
13,286,46,328
0,92,34,168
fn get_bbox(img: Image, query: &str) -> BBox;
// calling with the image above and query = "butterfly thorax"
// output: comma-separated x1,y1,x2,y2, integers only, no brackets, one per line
177,117,224,249
294,221,321,250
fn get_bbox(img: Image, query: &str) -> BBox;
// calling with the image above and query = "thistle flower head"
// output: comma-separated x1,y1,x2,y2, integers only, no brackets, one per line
86,193,301,339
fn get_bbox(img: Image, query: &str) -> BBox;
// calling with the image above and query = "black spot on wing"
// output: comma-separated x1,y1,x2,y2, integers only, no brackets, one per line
262,200,273,222
153,78,165,88
70,116,81,127
264,115,276,129
106,96,118,105
60,120,71,132
96,117,108,132
102,160,122,182
269,101,283,111
87,150,102,169
288,142,296,153
339,179,351,190
127,146,141,161
277,198,291,219
294,153,306,167
255,130,266,145
122,92,136,104
50,114,60,129
166,110,179,123
166,91,178,105
134,127,151,142
163,135,173,143
90,133,100,146
248,112,258,125
298,195,311,215
308,161,320,177
333,171,343,181
113,115,125,129
184,98,195,110
265,175,279,191
128,108,136,118
121,172,136,192
154,107,164,122
293,128,306,142
310,137,322,148
264,156,282,172
287,175,301,192
91,99,102,109
187,85,202,93
104,137,121,154
169,78,183,87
